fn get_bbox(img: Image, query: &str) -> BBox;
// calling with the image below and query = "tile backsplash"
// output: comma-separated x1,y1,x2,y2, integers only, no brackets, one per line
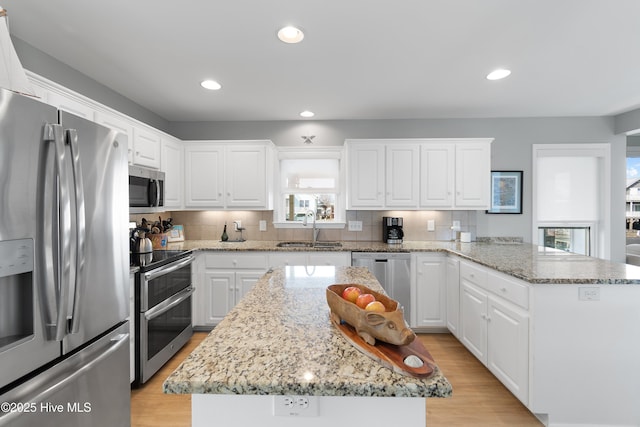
130,210,477,242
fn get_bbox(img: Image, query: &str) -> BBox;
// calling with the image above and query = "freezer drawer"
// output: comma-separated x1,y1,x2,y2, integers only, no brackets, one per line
0,322,130,427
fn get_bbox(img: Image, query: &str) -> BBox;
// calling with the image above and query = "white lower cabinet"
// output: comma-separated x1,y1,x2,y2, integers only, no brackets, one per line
411,253,446,328
194,252,269,327
459,260,529,405
445,256,460,337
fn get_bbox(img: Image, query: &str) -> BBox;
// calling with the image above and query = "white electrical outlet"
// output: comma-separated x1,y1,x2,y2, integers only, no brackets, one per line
348,220,363,231
273,395,318,417
452,220,461,231
427,219,435,231
579,287,600,301
259,220,267,231
234,220,242,230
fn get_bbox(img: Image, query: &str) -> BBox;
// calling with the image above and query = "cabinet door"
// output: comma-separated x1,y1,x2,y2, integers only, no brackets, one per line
413,255,446,328
420,144,455,208
201,271,235,325
445,257,460,337
487,295,529,405
161,137,183,208
132,127,161,169
47,90,94,120
347,143,385,208
386,144,419,207
455,142,491,208
460,281,488,364
236,271,264,302
184,145,225,207
225,145,267,208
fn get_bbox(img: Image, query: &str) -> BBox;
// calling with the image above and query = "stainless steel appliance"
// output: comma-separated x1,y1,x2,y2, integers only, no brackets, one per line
129,165,164,213
0,89,130,426
133,250,195,385
351,252,411,323
383,216,404,244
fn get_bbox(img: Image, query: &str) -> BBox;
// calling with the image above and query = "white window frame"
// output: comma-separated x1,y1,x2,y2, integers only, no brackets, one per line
532,143,611,259
272,147,346,229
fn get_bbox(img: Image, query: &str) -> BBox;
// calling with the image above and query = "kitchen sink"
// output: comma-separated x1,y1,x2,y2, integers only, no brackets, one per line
276,241,314,248
276,241,342,248
312,241,342,248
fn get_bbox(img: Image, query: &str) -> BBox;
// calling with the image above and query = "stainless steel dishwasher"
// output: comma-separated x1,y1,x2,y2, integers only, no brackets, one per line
351,252,411,322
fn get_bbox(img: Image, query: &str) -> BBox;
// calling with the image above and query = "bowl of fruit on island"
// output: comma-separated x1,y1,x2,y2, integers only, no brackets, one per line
326,284,416,346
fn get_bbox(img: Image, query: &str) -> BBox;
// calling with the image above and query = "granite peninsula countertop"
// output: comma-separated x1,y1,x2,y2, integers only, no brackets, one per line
163,239,640,284
163,266,452,398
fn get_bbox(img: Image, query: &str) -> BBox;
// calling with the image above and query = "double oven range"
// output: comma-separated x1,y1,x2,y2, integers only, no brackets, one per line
131,249,195,385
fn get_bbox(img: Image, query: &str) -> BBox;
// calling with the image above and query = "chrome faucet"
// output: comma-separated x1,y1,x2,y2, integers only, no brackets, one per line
302,209,319,246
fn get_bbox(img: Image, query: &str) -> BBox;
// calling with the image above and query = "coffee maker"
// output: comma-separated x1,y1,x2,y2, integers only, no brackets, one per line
382,217,404,244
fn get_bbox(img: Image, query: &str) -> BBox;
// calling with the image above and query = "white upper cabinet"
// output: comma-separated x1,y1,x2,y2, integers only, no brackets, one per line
386,144,420,207
455,141,492,208
46,89,95,120
225,145,269,208
420,143,455,208
183,141,274,210
346,142,385,208
347,138,492,210
132,127,161,169
161,135,184,209
184,143,225,208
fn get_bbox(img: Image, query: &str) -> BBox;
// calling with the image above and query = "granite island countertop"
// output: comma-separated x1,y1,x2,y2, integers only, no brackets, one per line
163,239,640,284
163,266,452,398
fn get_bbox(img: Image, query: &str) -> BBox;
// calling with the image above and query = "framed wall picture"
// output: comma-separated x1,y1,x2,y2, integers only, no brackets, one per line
487,171,523,214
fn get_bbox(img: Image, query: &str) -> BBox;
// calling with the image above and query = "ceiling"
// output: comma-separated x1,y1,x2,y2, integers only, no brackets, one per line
4,0,640,122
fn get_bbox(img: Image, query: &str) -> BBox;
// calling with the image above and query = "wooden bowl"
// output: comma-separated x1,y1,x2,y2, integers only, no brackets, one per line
326,284,415,346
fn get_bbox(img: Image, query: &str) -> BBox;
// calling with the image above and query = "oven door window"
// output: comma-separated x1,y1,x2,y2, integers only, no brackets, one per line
146,264,191,308
146,295,191,361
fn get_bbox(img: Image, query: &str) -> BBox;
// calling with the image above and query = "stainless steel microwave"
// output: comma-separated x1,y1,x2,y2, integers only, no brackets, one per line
129,165,164,213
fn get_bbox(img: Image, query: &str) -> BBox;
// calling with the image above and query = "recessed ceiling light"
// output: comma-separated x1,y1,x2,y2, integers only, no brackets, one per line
486,69,511,80
201,80,222,90
300,110,314,118
278,26,304,44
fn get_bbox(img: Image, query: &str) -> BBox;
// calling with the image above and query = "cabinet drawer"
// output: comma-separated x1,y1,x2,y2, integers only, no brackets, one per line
460,261,488,288
487,271,529,309
204,253,269,269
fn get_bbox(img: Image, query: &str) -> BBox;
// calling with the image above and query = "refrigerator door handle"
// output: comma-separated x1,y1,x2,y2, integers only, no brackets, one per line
41,123,72,341
65,128,86,334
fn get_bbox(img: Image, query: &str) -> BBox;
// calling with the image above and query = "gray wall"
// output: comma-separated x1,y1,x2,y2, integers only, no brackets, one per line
12,36,171,133
171,117,627,262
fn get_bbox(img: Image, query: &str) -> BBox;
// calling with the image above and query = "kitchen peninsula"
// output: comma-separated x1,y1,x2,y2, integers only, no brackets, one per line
164,265,452,426
163,240,640,426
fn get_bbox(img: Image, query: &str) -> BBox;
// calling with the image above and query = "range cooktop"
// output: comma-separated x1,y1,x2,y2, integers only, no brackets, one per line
130,249,193,271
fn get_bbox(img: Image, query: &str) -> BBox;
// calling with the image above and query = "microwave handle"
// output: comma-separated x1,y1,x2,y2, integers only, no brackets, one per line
148,179,158,207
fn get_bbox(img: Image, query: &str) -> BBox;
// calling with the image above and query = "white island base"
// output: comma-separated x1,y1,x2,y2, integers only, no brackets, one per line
192,394,426,427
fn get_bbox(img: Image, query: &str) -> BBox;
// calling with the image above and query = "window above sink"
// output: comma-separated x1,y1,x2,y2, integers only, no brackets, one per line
273,147,346,229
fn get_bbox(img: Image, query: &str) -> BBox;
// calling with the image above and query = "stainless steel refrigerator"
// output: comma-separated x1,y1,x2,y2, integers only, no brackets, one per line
0,88,130,426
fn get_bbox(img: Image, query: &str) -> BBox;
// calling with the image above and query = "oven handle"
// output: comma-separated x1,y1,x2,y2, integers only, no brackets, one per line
144,286,195,321
144,255,195,281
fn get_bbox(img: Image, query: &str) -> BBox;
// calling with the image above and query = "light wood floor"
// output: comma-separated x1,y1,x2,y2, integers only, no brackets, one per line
131,332,543,427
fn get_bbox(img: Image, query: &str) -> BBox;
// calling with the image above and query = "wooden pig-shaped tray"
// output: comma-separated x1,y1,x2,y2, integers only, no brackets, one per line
326,284,435,378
